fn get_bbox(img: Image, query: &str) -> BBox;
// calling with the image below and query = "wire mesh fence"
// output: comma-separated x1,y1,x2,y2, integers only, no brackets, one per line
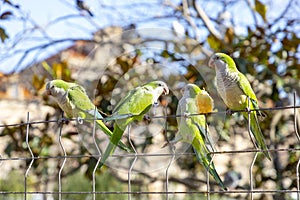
0,93,300,200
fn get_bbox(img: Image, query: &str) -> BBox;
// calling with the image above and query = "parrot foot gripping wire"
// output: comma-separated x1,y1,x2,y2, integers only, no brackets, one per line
183,112,190,118
56,112,71,125
225,108,233,116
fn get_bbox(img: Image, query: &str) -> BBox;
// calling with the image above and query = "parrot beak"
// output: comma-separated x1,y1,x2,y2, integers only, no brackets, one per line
163,87,169,95
45,82,52,96
46,89,51,96
208,56,215,68
180,87,185,94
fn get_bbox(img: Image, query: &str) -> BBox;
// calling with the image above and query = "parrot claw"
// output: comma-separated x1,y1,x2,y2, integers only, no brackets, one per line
161,142,169,148
226,109,233,116
57,118,64,125
143,115,151,123
183,112,190,118
161,141,176,150
245,107,251,113
57,117,70,125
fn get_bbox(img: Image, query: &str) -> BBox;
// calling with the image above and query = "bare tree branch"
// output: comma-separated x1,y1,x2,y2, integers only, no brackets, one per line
182,0,200,41
271,0,294,25
192,0,222,40
245,0,258,26
7,38,91,73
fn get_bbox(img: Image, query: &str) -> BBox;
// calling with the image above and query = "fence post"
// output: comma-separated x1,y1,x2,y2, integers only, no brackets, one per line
293,92,300,200
25,112,34,200
58,113,67,200
128,125,137,200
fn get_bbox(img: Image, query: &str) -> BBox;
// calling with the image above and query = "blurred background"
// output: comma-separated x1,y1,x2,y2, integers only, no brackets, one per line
0,0,300,199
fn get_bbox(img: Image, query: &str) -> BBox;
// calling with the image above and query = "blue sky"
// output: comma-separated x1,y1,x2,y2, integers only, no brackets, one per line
0,0,168,73
0,0,298,74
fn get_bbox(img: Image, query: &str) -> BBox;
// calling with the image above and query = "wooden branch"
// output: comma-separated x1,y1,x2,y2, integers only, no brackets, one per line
179,0,213,56
245,0,258,26
192,0,222,40
271,0,294,25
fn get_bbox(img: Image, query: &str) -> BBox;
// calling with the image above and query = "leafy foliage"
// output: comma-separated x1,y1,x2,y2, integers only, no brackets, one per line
0,0,299,199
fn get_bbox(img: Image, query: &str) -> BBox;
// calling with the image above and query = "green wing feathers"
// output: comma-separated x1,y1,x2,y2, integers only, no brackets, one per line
116,89,154,117
237,74,271,160
67,85,95,111
237,72,258,101
68,85,131,152
99,82,166,169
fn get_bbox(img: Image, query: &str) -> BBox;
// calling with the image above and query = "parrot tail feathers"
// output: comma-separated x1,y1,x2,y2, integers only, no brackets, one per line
117,140,134,153
96,120,133,153
207,162,226,190
246,112,271,160
99,142,117,169
193,147,226,190
99,124,132,169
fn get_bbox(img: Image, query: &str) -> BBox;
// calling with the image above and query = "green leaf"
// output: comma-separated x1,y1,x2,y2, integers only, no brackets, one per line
0,27,9,42
42,61,55,77
255,0,267,22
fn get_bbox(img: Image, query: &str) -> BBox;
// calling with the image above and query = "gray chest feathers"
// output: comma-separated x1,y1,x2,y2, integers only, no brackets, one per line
216,71,240,93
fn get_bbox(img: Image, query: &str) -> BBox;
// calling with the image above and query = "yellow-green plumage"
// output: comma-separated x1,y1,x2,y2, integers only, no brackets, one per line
45,79,131,152
98,81,169,169
209,53,271,160
177,84,225,189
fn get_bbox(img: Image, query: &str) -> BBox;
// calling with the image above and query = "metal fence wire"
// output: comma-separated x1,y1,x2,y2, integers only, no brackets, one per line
0,92,300,200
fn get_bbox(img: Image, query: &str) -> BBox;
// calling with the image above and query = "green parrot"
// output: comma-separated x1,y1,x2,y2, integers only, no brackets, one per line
98,81,169,168
45,79,131,152
176,84,225,189
208,52,271,160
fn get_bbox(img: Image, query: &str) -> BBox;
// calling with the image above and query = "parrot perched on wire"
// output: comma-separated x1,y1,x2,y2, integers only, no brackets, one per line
176,84,225,189
98,81,169,169
45,79,131,152
208,52,271,160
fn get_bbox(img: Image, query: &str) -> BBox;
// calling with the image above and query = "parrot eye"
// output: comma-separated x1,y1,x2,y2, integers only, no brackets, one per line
215,55,220,60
